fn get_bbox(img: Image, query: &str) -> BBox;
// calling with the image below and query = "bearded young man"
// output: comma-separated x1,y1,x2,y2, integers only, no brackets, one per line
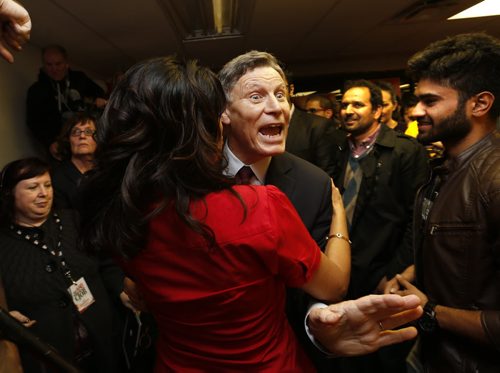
386,33,500,372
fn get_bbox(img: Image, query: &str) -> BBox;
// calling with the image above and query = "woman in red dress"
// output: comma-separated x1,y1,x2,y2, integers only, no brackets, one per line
80,56,417,372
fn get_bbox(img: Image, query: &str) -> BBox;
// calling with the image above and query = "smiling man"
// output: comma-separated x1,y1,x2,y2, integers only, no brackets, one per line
329,79,428,373
386,32,500,373
219,50,333,371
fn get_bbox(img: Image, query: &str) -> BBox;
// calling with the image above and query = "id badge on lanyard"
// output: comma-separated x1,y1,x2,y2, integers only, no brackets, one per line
68,277,95,313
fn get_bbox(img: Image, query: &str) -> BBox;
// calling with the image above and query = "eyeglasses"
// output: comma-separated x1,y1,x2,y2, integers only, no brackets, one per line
70,128,96,137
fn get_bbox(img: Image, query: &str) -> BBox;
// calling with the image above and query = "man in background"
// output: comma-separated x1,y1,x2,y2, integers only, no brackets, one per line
375,80,406,132
26,45,107,156
305,94,335,120
331,79,428,373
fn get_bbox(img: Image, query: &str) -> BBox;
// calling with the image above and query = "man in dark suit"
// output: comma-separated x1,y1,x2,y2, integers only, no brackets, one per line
286,105,335,175
219,50,336,371
218,50,332,255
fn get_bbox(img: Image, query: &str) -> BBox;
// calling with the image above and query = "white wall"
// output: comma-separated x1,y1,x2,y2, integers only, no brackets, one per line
0,43,41,168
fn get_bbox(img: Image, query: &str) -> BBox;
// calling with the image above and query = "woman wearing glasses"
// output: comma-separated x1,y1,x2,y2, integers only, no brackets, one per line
52,112,97,209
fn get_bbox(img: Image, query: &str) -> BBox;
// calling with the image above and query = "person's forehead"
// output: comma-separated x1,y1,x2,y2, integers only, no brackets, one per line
237,66,285,86
343,86,370,101
415,79,459,98
306,99,322,107
43,51,66,63
381,90,393,102
18,172,50,184
74,120,95,128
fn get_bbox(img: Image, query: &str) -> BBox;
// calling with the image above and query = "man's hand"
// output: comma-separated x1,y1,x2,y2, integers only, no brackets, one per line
0,0,31,63
308,294,422,356
384,265,416,294
393,274,428,307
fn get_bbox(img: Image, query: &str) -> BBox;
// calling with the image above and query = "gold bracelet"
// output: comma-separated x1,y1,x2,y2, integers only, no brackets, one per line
326,233,352,244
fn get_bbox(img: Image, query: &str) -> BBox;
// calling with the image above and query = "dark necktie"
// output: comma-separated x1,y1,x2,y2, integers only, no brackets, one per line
235,166,254,185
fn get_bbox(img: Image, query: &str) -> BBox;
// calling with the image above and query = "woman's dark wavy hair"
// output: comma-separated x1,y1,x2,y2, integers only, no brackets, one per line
407,32,500,120
80,56,234,259
56,112,98,160
0,158,50,226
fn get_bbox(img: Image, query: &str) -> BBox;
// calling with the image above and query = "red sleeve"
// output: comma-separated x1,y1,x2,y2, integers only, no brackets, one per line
263,185,322,288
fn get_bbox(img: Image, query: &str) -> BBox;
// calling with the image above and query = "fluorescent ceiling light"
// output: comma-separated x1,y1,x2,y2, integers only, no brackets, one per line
158,0,254,41
448,0,500,20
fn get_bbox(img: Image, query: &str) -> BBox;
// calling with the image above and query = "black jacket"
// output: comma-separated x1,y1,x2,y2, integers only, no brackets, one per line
51,160,84,210
330,124,428,298
0,210,123,372
26,69,105,147
286,108,337,175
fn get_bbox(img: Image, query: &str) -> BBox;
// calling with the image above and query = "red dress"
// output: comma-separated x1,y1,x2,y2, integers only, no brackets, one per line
124,185,321,372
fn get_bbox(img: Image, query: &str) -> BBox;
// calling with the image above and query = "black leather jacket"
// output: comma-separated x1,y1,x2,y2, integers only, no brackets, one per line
415,131,500,372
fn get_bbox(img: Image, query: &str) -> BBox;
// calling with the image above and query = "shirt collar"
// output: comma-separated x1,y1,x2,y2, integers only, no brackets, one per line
223,141,271,184
347,124,381,159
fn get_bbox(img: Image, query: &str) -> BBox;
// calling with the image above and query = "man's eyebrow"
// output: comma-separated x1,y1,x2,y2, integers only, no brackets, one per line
341,99,364,105
416,93,440,100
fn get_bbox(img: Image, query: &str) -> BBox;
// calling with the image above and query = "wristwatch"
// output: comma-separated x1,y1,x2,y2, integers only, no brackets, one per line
418,301,438,333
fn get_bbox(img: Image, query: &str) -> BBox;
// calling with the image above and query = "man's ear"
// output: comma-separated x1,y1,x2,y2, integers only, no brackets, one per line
373,106,383,121
221,110,231,125
471,91,495,117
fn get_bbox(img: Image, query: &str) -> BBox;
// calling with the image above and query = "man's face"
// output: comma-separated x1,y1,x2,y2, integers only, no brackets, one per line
305,99,333,119
69,121,97,158
380,90,397,124
222,66,290,164
42,50,69,81
413,79,471,144
340,87,381,137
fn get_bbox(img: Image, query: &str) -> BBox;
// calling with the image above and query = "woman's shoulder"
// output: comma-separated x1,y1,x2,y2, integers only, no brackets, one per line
208,185,288,208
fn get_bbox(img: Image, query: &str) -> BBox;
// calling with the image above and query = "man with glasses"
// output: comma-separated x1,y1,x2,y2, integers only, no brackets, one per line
305,94,335,120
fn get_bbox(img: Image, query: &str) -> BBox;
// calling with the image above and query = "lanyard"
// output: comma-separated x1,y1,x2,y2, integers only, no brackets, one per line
10,213,77,284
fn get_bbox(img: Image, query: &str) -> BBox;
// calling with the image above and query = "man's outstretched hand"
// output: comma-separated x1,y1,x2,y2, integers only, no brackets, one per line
308,294,422,356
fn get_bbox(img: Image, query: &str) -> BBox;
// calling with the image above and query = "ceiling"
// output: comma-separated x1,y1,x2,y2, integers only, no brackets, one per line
21,0,500,90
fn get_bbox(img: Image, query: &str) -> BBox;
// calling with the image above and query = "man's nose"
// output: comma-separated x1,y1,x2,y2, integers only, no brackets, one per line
266,95,282,112
412,102,425,117
344,104,354,114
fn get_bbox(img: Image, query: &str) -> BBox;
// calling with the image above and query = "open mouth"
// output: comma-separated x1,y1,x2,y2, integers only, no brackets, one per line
259,124,283,137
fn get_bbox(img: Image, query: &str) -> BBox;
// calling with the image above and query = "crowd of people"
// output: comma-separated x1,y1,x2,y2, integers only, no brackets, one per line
1,1,499,373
